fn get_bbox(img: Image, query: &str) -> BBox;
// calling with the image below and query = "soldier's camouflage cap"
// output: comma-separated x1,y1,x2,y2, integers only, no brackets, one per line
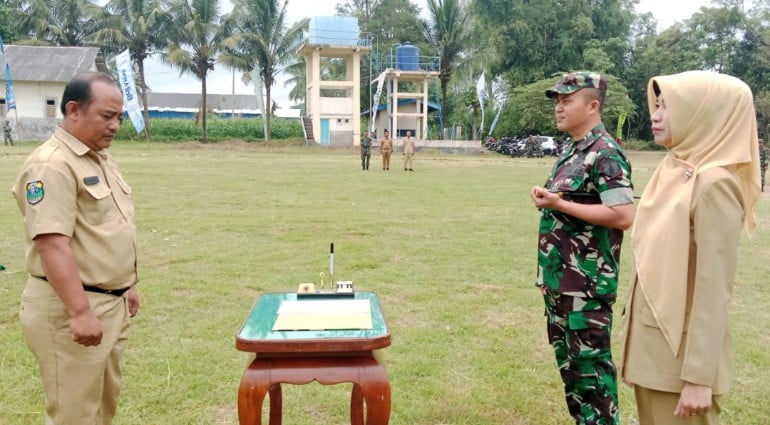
545,71,607,98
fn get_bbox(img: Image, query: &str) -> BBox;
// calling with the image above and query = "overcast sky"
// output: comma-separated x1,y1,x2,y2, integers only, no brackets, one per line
140,0,713,106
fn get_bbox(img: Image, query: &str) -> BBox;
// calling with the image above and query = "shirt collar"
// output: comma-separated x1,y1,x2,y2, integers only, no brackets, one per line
53,127,107,158
574,122,608,151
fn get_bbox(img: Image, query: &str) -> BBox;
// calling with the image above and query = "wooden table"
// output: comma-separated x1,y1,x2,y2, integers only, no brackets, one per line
236,291,392,425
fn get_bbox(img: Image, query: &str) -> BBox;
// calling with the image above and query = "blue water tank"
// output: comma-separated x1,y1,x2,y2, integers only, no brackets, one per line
396,42,420,71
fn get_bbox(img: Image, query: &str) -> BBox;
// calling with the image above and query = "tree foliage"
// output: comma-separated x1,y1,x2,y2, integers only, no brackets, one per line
227,0,307,144
91,0,172,139
493,74,635,138
163,0,234,143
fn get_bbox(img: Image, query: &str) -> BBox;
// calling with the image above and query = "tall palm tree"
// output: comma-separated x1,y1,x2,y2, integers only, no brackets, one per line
163,0,234,143
282,59,306,104
91,0,171,139
228,0,307,144
423,0,468,138
15,0,102,46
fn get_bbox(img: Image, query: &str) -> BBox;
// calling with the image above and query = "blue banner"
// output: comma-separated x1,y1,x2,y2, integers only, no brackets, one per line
0,35,15,110
5,63,16,110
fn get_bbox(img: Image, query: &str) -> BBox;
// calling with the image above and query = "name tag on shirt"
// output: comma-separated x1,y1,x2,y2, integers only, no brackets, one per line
83,176,100,186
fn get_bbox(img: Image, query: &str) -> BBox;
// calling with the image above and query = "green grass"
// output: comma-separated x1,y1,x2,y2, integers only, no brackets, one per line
1,142,768,425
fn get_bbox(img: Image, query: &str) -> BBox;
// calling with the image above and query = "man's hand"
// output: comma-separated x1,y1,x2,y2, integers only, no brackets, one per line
70,310,103,346
531,186,562,209
674,382,712,417
126,286,140,317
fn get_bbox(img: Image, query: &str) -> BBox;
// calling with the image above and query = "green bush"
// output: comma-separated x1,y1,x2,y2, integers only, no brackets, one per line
621,138,664,151
116,117,304,142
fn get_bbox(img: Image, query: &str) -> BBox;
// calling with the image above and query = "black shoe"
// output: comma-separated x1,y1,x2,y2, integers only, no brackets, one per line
409,169,413,171
404,168,407,171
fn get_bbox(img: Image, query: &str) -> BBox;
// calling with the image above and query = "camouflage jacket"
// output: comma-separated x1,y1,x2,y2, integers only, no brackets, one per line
536,123,633,302
361,136,372,155
760,145,768,170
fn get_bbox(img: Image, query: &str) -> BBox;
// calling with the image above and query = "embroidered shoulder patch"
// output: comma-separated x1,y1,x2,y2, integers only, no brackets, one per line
26,181,45,205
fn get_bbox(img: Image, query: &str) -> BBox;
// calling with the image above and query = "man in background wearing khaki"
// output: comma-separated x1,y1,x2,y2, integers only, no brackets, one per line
403,130,415,171
12,72,139,425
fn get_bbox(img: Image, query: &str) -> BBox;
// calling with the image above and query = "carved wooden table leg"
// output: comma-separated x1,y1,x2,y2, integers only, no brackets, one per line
358,359,391,425
238,361,270,425
268,383,282,425
351,384,364,425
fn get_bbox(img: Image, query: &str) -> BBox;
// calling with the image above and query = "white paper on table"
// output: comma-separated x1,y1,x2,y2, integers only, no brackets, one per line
273,300,373,331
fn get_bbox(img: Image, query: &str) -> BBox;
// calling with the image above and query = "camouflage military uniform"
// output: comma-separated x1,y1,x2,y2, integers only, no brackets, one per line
360,134,372,170
3,121,13,146
760,140,768,190
537,123,633,425
525,136,543,158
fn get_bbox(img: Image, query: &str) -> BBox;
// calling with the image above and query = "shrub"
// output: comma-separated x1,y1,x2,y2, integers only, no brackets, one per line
116,117,304,142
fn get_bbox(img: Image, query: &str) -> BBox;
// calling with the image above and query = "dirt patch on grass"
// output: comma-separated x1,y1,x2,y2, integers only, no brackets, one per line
209,403,236,424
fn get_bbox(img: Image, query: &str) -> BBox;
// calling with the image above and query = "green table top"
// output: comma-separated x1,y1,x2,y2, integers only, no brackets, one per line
237,291,389,342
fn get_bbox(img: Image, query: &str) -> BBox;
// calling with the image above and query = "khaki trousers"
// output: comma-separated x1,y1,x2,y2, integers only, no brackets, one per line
634,386,722,425
20,277,131,425
382,151,391,169
404,153,414,170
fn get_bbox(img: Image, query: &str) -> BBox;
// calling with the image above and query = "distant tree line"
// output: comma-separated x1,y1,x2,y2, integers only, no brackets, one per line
4,0,770,143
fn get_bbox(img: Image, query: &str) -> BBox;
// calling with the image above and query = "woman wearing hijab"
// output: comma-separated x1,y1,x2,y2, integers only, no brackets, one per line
621,71,761,424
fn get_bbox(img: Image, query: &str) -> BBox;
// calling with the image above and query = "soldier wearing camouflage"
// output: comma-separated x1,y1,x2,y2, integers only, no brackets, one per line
3,120,13,146
532,71,634,425
360,131,372,170
525,135,543,158
760,138,768,190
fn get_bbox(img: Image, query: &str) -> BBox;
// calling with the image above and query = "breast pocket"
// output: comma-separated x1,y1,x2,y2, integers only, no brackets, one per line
114,176,135,220
80,184,118,224
550,160,588,193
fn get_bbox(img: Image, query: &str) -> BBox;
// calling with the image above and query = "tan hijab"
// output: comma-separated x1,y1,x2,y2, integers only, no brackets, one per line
632,71,761,356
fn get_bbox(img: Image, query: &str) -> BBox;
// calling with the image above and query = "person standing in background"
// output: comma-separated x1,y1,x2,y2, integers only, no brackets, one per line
403,130,415,171
380,129,392,170
360,130,372,170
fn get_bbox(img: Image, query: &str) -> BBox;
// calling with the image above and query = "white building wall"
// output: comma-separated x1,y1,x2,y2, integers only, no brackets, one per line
12,81,66,119
372,103,424,137
320,97,353,117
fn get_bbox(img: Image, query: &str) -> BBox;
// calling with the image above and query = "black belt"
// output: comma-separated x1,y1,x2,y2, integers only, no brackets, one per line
34,276,130,297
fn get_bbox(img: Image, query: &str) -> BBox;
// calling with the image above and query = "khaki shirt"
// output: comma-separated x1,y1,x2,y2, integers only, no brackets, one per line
403,137,415,154
620,167,742,394
12,127,138,289
380,137,392,153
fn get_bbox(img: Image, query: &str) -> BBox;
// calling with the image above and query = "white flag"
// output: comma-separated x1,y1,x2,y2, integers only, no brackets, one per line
476,72,487,136
476,72,487,111
488,99,506,136
115,50,145,134
370,70,387,133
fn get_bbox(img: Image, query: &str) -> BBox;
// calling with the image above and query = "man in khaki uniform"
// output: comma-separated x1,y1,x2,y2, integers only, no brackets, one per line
12,72,139,425
380,129,393,170
403,130,415,171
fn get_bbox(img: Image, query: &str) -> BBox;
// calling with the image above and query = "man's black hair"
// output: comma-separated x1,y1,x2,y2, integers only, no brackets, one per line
60,72,119,116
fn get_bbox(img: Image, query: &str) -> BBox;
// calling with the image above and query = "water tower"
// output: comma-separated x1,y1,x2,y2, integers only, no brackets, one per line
298,16,371,146
370,42,439,142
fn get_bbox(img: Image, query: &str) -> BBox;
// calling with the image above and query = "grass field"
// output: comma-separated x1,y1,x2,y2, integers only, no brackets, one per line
1,142,768,424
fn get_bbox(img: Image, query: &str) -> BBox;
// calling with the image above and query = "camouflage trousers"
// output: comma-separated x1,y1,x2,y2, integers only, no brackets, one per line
543,290,619,425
